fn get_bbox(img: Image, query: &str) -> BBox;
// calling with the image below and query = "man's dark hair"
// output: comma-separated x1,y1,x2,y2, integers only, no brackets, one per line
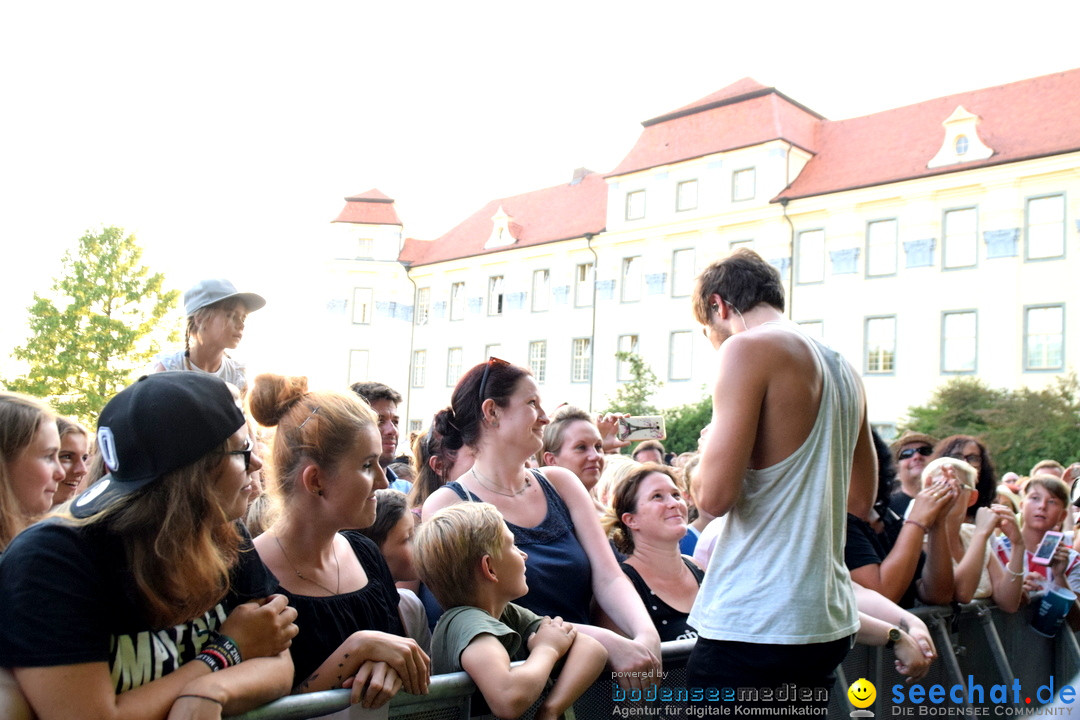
350,381,402,406
692,248,785,325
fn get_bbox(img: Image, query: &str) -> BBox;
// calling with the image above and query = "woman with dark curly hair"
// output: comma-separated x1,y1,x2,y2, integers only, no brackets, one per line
932,435,997,518
599,462,703,642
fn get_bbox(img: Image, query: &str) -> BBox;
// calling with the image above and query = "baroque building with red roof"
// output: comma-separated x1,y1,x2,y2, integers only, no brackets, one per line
328,68,1080,438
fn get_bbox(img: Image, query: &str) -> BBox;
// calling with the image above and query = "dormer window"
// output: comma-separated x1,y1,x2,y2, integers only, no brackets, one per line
485,205,515,249
929,106,993,168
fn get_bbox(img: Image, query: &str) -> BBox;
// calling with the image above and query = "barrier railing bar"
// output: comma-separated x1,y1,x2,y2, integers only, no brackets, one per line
228,603,1076,720
975,603,1015,684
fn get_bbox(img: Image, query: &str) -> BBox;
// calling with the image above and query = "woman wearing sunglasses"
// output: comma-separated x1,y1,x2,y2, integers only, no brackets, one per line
423,358,662,691
0,373,298,720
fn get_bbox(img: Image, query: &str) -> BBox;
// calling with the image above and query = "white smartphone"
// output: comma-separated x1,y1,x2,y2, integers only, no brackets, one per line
616,415,667,442
1032,531,1064,566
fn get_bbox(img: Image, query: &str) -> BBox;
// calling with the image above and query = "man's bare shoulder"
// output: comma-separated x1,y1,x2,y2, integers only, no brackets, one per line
720,325,816,367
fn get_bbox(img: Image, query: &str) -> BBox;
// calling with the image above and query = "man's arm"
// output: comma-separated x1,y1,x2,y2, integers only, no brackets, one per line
695,336,768,517
847,379,877,522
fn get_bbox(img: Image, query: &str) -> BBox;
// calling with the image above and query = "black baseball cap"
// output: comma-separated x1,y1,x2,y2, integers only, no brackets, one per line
71,372,246,518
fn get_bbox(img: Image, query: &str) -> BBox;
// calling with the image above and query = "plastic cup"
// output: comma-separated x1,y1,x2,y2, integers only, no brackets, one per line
1031,585,1076,637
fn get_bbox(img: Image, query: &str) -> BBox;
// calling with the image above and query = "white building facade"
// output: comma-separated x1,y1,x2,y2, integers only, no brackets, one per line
329,70,1080,439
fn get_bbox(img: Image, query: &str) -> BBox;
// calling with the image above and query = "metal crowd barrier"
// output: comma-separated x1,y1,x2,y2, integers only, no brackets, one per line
228,602,1080,720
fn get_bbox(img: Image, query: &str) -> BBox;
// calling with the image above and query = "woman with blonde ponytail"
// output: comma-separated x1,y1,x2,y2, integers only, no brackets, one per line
249,373,429,710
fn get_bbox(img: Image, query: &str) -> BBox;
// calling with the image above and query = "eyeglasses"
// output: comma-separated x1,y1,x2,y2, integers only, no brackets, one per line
898,446,933,461
224,442,253,471
478,357,509,403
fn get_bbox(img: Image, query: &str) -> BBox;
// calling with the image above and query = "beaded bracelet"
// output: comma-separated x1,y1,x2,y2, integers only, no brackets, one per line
903,519,930,534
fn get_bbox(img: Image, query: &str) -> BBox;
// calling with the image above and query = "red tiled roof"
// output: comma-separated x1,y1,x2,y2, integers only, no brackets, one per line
607,79,824,178
777,68,1080,201
399,172,608,267
332,188,402,226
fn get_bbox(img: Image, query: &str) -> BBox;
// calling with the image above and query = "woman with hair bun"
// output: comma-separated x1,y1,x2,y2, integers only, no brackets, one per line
0,373,298,720
0,392,63,551
422,358,662,691
406,423,474,512
249,373,429,710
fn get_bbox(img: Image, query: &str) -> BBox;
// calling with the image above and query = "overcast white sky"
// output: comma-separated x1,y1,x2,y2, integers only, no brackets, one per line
2,0,1078,379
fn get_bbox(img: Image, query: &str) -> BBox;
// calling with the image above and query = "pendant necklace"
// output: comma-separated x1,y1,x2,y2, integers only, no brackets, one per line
273,533,340,595
471,466,531,497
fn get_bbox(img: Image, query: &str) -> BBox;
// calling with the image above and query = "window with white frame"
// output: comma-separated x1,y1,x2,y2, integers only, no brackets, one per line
626,190,645,220
798,321,824,342
1025,305,1064,371
356,238,374,258
943,208,977,269
865,316,896,374
487,276,504,316
450,282,465,321
669,331,693,380
529,341,547,383
941,311,976,373
532,269,550,311
676,180,698,211
408,419,423,435
446,347,463,386
866,219,898,277
574,263,594,307
1026,194,1066,260
411,350,426,387
732,168,756,201
621,256,642,302
348,349,369,385
415,287,430,325
617,334,639,381
797,230,825,284
571,338,591,382
352,288,373,324
485,343,502,360
671,249,695,297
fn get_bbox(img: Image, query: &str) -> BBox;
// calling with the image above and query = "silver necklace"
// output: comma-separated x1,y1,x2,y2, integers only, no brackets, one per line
273,533,340,595
471,466,531,497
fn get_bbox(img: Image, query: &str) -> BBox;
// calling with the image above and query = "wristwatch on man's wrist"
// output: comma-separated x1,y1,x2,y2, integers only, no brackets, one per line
886,626,902,649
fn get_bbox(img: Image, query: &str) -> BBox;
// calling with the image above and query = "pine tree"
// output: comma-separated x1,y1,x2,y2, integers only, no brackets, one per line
4,226,180,423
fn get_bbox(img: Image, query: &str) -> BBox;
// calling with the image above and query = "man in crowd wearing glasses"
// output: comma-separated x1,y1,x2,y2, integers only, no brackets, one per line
686,249,877,711
889,431,937,517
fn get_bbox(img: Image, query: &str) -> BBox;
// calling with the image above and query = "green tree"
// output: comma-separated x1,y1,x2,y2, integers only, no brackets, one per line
607,352,661,416
663,390,712,455
900,375,1080,475
4,226,180,423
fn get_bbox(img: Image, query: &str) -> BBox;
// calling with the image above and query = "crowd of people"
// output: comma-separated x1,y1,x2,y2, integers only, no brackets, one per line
2,257,1079,719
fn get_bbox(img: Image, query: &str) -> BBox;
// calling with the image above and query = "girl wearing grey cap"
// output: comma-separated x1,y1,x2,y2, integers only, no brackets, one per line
0,372,298,720
151,278,266,393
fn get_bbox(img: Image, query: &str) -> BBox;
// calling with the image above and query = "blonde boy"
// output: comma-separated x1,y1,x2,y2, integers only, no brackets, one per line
415,503,606,720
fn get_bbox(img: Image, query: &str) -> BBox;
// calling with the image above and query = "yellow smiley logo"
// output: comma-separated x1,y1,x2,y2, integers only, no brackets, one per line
848,677,876,709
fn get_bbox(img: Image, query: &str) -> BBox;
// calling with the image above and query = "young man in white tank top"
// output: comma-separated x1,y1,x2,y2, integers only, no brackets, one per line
685,249,877,712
